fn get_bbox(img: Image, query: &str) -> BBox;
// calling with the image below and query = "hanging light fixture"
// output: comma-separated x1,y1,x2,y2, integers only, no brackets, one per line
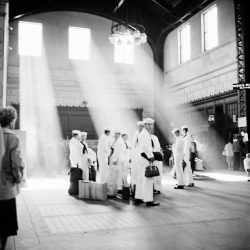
108,22,147,46
108,0,147,46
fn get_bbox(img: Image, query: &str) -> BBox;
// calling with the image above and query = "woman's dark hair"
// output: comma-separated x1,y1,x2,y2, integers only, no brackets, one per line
0,106,17,127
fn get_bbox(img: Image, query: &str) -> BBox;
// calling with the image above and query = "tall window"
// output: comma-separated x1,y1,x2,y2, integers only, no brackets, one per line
68,27,91,60
18,21,43,56
202,5,218,51
178,24,190,64
114,36,134,64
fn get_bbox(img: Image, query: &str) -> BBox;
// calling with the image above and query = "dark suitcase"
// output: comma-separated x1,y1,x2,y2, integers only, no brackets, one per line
122,186,130,200
69,167,83,182
68,181,79,195
68,167,83,195
89,165,96,182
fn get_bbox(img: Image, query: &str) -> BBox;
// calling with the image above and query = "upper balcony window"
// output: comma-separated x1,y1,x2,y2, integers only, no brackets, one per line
68,27,91,60
202,5,218,51
178,24,190,64
18,21,43,57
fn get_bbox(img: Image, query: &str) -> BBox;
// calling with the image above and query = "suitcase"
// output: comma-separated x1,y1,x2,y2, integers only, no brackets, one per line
195,158,203,170
69,167,83,182
68,167,83,195
79,181,107,201
89,165,96,182
122,186,130,200
68,181,79,195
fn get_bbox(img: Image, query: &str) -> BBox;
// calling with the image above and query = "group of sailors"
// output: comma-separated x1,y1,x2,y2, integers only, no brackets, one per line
97,117,162,207
171,125,195,189
68,119,196,207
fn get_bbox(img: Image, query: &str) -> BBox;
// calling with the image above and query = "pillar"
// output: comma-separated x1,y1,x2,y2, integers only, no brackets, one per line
0,0,9,108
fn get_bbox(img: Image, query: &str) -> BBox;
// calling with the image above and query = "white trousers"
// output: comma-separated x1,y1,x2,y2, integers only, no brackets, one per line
153,161,163,191
183,154,194,185
135,158,154,202
98,155,109,183
175,156,184,186
117,161,128,190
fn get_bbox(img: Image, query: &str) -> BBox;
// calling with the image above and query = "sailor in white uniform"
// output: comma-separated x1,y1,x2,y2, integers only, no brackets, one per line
135,118,160,207
130,121,144,198
97,129,111,183
181,125,194,187
69,130,82,168
79,131,89,181
172,128,185,189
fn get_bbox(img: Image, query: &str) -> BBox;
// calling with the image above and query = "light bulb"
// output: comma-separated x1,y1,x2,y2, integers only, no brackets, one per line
109,35,116,44
134,37,141,46
117,38,122,46
124,29,131,36
140,33,147,43
133,30,140,38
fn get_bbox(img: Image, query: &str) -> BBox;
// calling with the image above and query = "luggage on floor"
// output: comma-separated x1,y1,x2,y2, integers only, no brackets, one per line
195,158,203,170
68,181,79,195
79,181,107,200
122,186,130,200
106,164,119,196
89,165,96,182
69,167,83,182
68,167,83,195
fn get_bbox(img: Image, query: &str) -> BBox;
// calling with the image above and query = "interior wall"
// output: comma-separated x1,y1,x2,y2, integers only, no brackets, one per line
7,11,155,118
163,0,237,106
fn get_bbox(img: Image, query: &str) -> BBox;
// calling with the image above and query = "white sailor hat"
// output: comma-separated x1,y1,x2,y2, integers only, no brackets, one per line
181,125,188,130
137,121,144,126
81,131,87,136
143,118,155,124
171,128,180,134
114,130,121,134
72,130,81,135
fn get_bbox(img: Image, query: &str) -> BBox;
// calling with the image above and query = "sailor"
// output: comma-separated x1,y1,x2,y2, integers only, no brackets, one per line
79,131,89,181
130,121,144,198
151,134,163,194
122,132,131,187
172,128,185,189
181,125,194,187
97,129,111,183
69,130,82,168
136,118,160,207
110,130,126,192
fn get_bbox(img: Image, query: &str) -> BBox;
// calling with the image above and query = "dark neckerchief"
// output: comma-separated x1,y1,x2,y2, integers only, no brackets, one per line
80,141,88,154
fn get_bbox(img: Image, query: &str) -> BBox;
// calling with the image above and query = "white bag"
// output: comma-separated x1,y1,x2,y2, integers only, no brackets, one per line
79,181,107,200
195,158,203,171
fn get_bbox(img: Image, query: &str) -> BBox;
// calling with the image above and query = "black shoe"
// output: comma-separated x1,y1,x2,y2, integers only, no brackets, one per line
134,199,144,205
174,185,184,189
154,190,161,194
187,183,194,187
146,201,160,207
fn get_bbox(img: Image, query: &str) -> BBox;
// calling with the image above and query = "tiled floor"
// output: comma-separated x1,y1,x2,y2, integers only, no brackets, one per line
5,169,250,250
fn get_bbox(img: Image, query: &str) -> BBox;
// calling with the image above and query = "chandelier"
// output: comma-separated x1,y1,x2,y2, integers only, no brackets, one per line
108,22,147,46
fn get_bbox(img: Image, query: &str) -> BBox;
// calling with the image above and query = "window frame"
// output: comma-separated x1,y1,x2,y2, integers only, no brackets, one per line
201,4,218,52
68,26,91,61
18,21,43,57
177,23,191,64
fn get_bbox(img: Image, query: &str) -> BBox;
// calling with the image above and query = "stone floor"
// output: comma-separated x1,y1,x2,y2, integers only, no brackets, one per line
5,168,250,250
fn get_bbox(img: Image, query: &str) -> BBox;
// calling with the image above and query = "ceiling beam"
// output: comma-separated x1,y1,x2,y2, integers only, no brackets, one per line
113,0,126,13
